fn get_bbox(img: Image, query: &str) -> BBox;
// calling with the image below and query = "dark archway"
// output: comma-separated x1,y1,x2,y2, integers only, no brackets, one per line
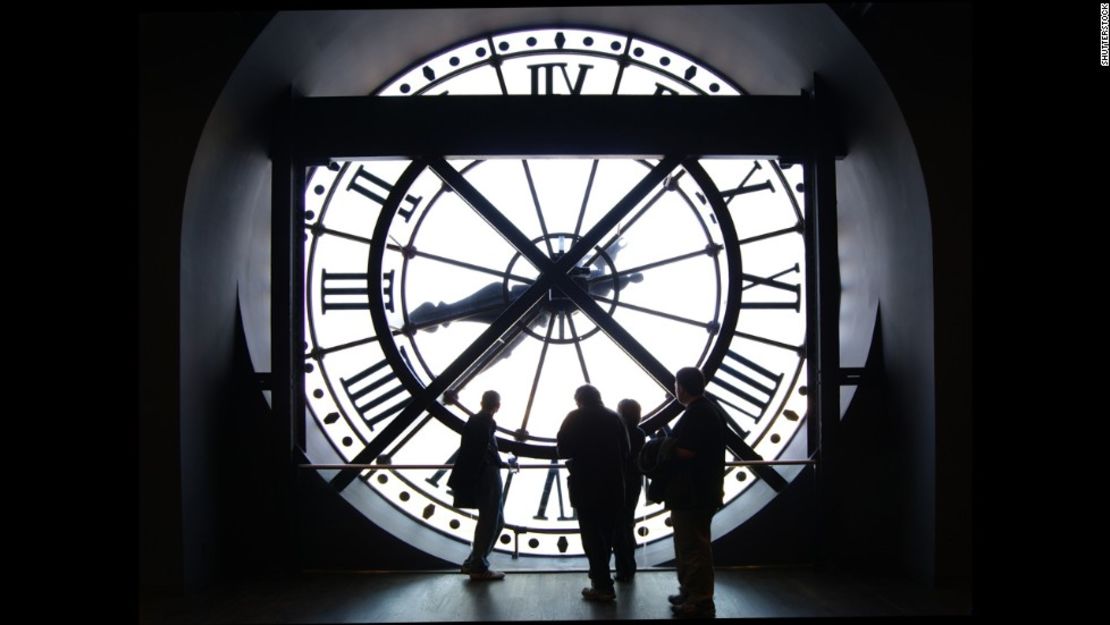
140,5,970,593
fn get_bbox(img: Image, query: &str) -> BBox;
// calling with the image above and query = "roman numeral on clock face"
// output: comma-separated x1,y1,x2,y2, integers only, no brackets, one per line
340,358,411,429
708,350,784,425
533,460,575,521
321,270,370,312
720,161,775,203
347,164,423,222
740,264,801,311
527,62,593,94
424,449,459,488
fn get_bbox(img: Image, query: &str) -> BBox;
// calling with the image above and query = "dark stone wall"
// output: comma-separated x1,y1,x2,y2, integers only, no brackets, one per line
139,11,276,591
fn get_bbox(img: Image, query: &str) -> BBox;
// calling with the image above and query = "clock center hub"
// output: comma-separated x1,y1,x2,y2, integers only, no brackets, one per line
502,232,627,345
545,256,591,314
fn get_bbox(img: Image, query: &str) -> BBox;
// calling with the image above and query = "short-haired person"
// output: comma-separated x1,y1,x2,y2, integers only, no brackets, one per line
447,390,508,581
557,384,630,602
666,368,726,618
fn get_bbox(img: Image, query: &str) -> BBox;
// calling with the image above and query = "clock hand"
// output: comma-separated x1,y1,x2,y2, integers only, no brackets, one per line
407,281,531,332
582,236,644,298
582,244,724,297
590,236,626,274
408,280,550,391
587,271,643,298
449,307,548,391
406,240,637,387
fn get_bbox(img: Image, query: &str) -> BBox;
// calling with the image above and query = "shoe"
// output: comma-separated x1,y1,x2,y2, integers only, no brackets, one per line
668,593,688,606
469,569,506,581
671,600,715,618
460,563,474,574
615,574,634,583
581,586,616,602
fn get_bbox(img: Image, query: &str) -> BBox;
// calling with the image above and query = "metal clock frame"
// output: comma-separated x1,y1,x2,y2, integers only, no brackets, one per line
272,28,843,564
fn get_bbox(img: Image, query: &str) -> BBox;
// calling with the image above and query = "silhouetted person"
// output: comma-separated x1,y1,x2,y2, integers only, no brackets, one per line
613,398,646,582
557,384,630,602
447,390,507,581
666,368,726,618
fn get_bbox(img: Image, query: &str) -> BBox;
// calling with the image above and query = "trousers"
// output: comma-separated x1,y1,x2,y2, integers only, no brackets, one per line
463,464,504,572
577,505,619,591
612,479,642,579
671,508,715,604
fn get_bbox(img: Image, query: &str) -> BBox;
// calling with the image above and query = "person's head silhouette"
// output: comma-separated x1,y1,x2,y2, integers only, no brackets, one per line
674,367,705,406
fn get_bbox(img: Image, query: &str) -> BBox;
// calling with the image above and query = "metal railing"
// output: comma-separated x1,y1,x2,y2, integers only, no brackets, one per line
297,458,817,559
298,460,815,469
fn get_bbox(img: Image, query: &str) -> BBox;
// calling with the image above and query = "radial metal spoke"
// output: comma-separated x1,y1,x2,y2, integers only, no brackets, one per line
581,185,668,269
309,224,375,246
737,222,803,247
428,157,552,272
565,314,591,383
487,35,510,95
314,335,378,357
734,330,805,355
585,247,717,286
574,159,599,239
522,160,555,257
520,314,557,432
332,279,551,491
592,295,710,330
560,156,682,271
450,307,547,392
387,243,534,284
741,266,799,290
555,284,674,390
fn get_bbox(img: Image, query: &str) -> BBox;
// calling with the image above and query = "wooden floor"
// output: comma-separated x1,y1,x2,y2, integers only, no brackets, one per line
139,566,971,623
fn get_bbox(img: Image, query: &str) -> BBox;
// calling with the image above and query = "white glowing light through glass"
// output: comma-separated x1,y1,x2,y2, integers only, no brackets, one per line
301,26,808,560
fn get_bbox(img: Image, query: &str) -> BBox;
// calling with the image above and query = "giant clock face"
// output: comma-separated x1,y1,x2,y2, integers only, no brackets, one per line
301,27,808,562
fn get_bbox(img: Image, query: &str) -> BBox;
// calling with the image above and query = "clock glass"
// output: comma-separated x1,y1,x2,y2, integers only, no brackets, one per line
301,26,809,563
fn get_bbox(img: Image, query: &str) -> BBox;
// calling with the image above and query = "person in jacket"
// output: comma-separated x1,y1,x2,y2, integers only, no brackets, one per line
557,384,630,602
613,398,646,582
447,390,507,581
665,367,726,618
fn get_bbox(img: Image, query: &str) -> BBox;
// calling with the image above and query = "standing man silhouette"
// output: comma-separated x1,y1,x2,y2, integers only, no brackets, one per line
666,368,726,618
448,390,507,581
557,384,630,602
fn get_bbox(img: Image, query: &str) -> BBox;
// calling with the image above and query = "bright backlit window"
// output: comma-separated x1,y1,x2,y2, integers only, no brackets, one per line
301,27,808,561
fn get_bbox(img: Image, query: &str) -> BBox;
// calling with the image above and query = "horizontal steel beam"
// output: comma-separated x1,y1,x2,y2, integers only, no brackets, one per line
292,95,814,162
